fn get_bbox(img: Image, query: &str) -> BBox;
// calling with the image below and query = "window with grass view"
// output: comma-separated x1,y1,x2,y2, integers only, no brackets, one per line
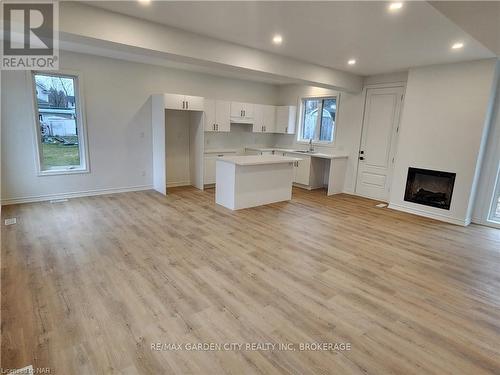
300,97,337,143
33,72,87,173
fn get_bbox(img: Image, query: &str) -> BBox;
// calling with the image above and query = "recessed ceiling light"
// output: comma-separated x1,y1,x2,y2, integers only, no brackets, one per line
451,42,464,50
348,59,357,65
272,34,283,45
138,0,151,4
389,2,403,11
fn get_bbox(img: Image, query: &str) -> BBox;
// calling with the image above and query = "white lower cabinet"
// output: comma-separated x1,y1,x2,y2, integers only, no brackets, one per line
285,153,311,185
204,152,237,184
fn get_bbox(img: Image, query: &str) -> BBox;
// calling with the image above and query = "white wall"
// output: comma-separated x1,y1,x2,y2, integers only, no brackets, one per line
363,71,408,86
1,50,279,203
165,110,191,187
389,59,498,225
274,84,365,193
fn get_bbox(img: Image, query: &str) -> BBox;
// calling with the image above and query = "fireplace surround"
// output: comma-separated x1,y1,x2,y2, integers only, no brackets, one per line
404,168,456,210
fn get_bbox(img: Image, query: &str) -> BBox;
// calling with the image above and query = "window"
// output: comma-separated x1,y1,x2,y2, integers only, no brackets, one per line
299,96,337,143
32,72,88,174
489,165,500,223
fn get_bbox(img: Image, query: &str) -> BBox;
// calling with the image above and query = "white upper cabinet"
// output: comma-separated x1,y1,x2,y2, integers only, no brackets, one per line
276,106,297,134
164,94,204,111
185,95,204,111
164,94,185,110
253,104,276,133
230,102,254,123
205,99,231,132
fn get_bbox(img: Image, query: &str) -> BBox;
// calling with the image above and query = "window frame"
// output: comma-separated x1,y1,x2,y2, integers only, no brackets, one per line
487,164,500,225
30,70,90,176
297,94,339,145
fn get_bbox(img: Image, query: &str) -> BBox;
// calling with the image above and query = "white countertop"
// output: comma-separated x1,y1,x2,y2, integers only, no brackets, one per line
217,155,300,166
245,147,348,160
204,148,239,154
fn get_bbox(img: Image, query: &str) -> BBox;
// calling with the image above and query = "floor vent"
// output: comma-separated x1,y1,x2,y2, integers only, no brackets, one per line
375,203,387,208
50,198,68,204
4,218,17,226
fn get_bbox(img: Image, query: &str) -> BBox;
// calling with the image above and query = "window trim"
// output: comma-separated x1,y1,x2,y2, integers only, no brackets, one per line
30,70,90,176
297,94,339,145
487,164,500,225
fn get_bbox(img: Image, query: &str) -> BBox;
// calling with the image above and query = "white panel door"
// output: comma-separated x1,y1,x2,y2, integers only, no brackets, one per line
355,86,404,201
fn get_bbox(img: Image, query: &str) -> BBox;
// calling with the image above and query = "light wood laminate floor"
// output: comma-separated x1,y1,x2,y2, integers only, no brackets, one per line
2,187,500,374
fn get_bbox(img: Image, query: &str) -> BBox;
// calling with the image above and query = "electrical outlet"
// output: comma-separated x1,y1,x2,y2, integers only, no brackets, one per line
4,218,17,225
141,171,146,177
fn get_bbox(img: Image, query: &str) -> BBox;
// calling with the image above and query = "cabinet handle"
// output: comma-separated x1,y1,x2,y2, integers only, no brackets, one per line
186,101,189,109
216,124,219,131
182,101,185,109
240,110,243,117
264,126,266,132
243,110,246,117
213,124,215,131
285,127,288,133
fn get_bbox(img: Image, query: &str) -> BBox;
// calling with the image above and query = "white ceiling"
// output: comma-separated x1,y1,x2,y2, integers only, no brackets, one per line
430,1,500,56
84,1,496,76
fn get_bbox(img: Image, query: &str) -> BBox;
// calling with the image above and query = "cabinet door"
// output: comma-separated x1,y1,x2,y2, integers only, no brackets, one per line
241,103,254,119
276,106,297,134
230,102,245,118
164,94,185,110
262,105,276,133
285,153,310,185
204,99,216,132
295,156,311,185
252,105,264,132
216,100,231,132
286,106,297,134
204,156,216,184
185,95,204,111
231,102,254,121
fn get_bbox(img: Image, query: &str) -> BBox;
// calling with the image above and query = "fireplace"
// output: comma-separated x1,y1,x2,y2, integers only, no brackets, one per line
404,168,456,210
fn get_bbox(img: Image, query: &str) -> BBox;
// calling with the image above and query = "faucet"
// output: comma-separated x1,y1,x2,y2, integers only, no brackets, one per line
309,139,314,152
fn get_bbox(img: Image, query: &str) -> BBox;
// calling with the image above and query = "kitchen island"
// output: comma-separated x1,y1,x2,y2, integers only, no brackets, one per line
216,155,299,210
246,147,348,196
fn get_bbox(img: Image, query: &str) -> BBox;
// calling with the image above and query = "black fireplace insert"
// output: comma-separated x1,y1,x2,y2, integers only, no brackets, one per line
404,168,456,210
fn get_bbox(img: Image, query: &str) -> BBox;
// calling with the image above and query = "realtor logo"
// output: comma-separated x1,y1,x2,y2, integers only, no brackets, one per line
2,1,59,70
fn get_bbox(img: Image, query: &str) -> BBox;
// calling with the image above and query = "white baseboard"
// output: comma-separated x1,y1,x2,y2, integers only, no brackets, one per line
167,181,191,188
388,202,469,226
1,185,153,206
